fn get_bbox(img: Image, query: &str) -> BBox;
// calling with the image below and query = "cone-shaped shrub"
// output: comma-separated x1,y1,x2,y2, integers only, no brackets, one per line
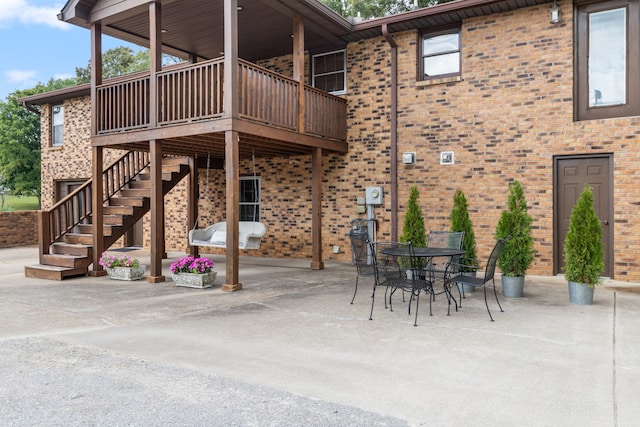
400,185,426,248
450,189,477,268
495,180,534,277
563,185,604,287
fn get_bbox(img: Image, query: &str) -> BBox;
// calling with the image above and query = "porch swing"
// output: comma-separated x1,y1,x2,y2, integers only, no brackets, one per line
188,151,267,250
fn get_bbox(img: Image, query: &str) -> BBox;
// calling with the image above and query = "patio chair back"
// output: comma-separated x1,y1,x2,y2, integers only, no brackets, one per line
347,230,375,304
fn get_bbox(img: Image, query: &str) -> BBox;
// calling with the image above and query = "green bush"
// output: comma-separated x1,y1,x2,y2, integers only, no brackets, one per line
400,186,426,248
450,189,477,268
495,180,534,277
563,185,604,287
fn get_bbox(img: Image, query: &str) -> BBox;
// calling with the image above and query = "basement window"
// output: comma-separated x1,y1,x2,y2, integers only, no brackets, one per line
240,176,260,221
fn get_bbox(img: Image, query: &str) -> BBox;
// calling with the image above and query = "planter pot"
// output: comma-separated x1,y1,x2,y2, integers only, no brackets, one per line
456,271,476,294
502,275,525,298
568,281,594,305
105,266,146,281
172,271,217,289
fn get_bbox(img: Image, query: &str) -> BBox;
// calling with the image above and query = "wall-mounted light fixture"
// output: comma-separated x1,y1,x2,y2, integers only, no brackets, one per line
550,0,560,24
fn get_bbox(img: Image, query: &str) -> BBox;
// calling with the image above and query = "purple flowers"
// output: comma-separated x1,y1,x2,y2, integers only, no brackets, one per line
170,256,214,274
99,253,140,268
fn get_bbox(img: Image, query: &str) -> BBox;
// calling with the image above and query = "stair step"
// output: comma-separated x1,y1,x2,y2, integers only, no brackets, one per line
119,188,149,197
41,254,92,269
104,215,124,226
64,233,94,245
110,196,145,207
77,224,112,236
103,205,134,215
25,265,88,281
51,242,92,257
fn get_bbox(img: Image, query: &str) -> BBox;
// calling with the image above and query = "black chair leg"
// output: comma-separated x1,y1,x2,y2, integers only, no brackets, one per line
482,286,494,321
492,279,504,313
413,292,420,327
350,275,359,304
369,284,377,320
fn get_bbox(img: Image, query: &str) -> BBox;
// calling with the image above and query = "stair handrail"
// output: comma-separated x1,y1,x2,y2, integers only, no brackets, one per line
38,151,151,258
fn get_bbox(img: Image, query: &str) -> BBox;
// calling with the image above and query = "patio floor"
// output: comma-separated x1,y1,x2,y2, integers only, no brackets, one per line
1,246,639,426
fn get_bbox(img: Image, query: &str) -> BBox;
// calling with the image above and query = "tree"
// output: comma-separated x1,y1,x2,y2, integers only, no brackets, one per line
0,78,75,203
495,180,534,277
76,47,183,84
400,185,426,248
321,0,454,20
563,185,604,287
450,188,477,268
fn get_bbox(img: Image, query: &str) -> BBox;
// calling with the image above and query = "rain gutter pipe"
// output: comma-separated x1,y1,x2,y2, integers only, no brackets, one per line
22,101,40,115
382,24,398,241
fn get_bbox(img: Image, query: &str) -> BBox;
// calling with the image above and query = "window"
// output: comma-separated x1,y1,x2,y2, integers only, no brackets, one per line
420,26,461,80
312,49,346,94
52,104,64,146
576,0,640,120
239,176,260,221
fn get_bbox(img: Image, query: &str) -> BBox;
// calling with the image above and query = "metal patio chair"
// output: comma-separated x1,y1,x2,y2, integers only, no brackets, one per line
348,229,375,304
444,237,508,321
427,230,465,304
368,241,426,326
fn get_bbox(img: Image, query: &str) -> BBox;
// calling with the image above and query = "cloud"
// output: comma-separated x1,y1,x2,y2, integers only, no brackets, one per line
5,69,38,87
0,1,68,30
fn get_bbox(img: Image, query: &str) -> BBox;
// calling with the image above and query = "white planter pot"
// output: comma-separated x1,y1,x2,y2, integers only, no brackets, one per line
568,281,594,305
502,275,525,297
105,266,145,281
172,271,217,289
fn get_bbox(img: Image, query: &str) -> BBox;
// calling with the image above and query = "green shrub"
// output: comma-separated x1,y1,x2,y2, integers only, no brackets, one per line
450,189,477,268
495,180,534,277
400,186,426,248
563,185,604,287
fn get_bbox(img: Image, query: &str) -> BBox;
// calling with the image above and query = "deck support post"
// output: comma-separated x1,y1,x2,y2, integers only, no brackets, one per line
148,139,165,283
89,21,106,277
188,156,199,258
311,147,324,270
293,16,305,133
222,0,242,291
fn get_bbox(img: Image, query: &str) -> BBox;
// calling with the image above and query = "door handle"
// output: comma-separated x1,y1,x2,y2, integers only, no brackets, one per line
603,220,609,225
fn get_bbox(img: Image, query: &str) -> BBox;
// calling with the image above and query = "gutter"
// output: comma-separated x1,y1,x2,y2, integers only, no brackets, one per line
382,23,398,241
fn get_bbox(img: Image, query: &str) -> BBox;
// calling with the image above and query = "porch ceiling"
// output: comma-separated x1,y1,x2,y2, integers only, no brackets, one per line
60,0,351,62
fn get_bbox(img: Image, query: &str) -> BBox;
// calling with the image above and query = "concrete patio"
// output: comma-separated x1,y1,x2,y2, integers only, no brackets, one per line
1,245,639,426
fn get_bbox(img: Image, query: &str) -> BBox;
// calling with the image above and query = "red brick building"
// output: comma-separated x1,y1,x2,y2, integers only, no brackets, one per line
22,0,640,282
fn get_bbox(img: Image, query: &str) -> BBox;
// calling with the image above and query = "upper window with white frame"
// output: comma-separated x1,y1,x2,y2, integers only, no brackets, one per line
51,104,64,147
576,0,640,120
312,49,346,95
420,26,461,80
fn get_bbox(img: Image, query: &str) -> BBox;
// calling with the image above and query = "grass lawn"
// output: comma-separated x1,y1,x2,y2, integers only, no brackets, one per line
1,195,40,211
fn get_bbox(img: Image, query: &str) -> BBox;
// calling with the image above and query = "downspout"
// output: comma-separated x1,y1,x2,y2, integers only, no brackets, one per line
22,101,39,115
382,24,398,241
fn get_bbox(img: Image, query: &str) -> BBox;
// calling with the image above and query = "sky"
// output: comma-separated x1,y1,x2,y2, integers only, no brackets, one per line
0,0,137,102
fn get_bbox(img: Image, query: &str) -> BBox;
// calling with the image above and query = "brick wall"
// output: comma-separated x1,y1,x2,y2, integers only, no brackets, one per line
38,1,640,280
0,211,38,248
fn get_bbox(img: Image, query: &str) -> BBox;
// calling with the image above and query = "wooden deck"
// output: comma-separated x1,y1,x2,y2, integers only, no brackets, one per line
94,58,347,152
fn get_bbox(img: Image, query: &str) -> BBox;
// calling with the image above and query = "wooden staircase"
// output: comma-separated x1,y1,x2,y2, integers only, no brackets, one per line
25,153,190,280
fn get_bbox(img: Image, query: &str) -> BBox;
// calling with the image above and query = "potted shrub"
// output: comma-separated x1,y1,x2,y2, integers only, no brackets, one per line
563,185,604,305
400,186,426,269
99,252,145,281
450,189,478,293
170,255,216,289
495,180,534,297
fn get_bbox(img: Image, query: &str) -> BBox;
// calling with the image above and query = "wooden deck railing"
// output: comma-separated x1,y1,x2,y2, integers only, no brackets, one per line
38,151,151,258
95,58,346,141
157,59,224,125
96,74,150,133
